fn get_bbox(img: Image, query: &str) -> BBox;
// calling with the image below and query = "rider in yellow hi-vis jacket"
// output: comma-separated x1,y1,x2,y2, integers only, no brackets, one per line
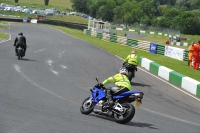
123,50,138,80
97,67,132,107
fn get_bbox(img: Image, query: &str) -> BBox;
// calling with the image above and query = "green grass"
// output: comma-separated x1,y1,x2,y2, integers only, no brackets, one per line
47,15,88,25
0,0,72,11
0,10,36,18
0,25,7,29
47,25,200,81
0,21,8,29
0,32,8,39
0,21,8,24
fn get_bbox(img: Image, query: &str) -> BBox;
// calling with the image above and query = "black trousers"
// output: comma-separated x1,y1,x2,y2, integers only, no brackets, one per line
106,86,129,101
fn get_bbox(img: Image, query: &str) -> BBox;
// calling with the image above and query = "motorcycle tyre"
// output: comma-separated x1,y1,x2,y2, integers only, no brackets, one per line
80,97,94,115
114,103,135,124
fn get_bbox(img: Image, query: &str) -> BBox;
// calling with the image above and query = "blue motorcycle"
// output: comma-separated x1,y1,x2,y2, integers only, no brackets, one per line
80,78,144,124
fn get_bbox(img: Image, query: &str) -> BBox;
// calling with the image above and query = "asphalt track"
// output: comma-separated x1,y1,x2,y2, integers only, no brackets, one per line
0,23,200,133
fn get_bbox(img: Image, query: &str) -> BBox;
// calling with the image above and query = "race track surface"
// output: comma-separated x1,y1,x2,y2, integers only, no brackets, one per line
0,23,200,133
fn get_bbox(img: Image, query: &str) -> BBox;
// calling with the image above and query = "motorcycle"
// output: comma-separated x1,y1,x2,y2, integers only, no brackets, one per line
16,46,24,60
122,63,137,82
80,77,144,124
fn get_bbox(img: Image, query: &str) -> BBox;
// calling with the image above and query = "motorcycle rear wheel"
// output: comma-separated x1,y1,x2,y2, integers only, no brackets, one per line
80,97,94,115
128,71,135,82
114,103,135,124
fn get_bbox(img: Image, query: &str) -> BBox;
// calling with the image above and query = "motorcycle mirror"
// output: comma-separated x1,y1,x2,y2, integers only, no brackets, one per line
95,77,99,83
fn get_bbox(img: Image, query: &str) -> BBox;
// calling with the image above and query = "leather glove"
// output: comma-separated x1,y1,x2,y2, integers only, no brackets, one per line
122,62,125,65
13,44,16,46
95,83,104,88
135,67,138,71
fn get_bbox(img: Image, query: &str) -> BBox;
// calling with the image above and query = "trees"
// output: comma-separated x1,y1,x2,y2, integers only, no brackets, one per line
70,0,200,34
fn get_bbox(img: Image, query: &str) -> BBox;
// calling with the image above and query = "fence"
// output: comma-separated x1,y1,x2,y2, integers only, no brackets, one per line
0,17,88,31
84,29,189,62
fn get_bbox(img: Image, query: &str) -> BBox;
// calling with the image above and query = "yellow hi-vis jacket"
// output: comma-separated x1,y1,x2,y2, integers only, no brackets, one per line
124,54,138,65
102,74,132,91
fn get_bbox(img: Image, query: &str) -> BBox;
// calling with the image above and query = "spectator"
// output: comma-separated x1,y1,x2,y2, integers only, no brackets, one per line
166,38,169,44
193,41,200,70
188,42,194,66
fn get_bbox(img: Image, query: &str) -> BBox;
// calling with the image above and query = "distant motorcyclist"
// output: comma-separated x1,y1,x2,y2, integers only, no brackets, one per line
14,32,27,56
96,67,132,108
123,49,138,78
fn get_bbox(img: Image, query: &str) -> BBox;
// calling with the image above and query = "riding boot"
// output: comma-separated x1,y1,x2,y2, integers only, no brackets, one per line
106,90,114,107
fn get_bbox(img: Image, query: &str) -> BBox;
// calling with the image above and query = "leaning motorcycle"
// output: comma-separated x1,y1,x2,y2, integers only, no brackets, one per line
122,63,137,82
80,78,144,124
16,46,24,60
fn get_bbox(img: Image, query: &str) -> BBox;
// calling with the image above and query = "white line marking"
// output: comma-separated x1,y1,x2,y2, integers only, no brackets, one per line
34,48,45,53
58,51,66,58
50,69,59,75
142,108,200,126
13,64,78,105
60,65,67,69
47,60,53,66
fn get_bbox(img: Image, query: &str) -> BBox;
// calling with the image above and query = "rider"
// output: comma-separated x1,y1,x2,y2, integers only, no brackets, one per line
14,32,27,56
123,49,138,77
97,67,132,107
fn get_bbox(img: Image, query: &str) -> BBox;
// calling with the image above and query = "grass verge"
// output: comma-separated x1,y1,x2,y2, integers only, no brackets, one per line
0,32,8,40
0,25,8,29
0,0,72,11
48,25,200,81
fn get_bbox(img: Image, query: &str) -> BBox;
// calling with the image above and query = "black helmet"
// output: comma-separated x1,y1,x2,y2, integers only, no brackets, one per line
18,32,23,35
198,40,200,44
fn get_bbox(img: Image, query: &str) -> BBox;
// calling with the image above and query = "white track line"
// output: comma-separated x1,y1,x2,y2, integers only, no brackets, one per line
34,48,45,53
13,64,78,105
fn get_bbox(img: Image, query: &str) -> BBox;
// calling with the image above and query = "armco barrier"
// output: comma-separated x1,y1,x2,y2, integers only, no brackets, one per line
0,17,22,22
37,19,87,30
0,17,87,30
139,56,200,97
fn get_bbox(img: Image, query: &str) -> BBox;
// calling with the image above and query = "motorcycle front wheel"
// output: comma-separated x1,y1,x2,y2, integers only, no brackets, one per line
80,97,94,115
114,103,135,124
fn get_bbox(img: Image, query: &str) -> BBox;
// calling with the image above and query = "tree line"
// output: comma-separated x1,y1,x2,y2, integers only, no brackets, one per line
71,0,200,35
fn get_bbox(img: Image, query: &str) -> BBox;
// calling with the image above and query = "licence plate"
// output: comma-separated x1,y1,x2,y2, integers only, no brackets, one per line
136,99,141,108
